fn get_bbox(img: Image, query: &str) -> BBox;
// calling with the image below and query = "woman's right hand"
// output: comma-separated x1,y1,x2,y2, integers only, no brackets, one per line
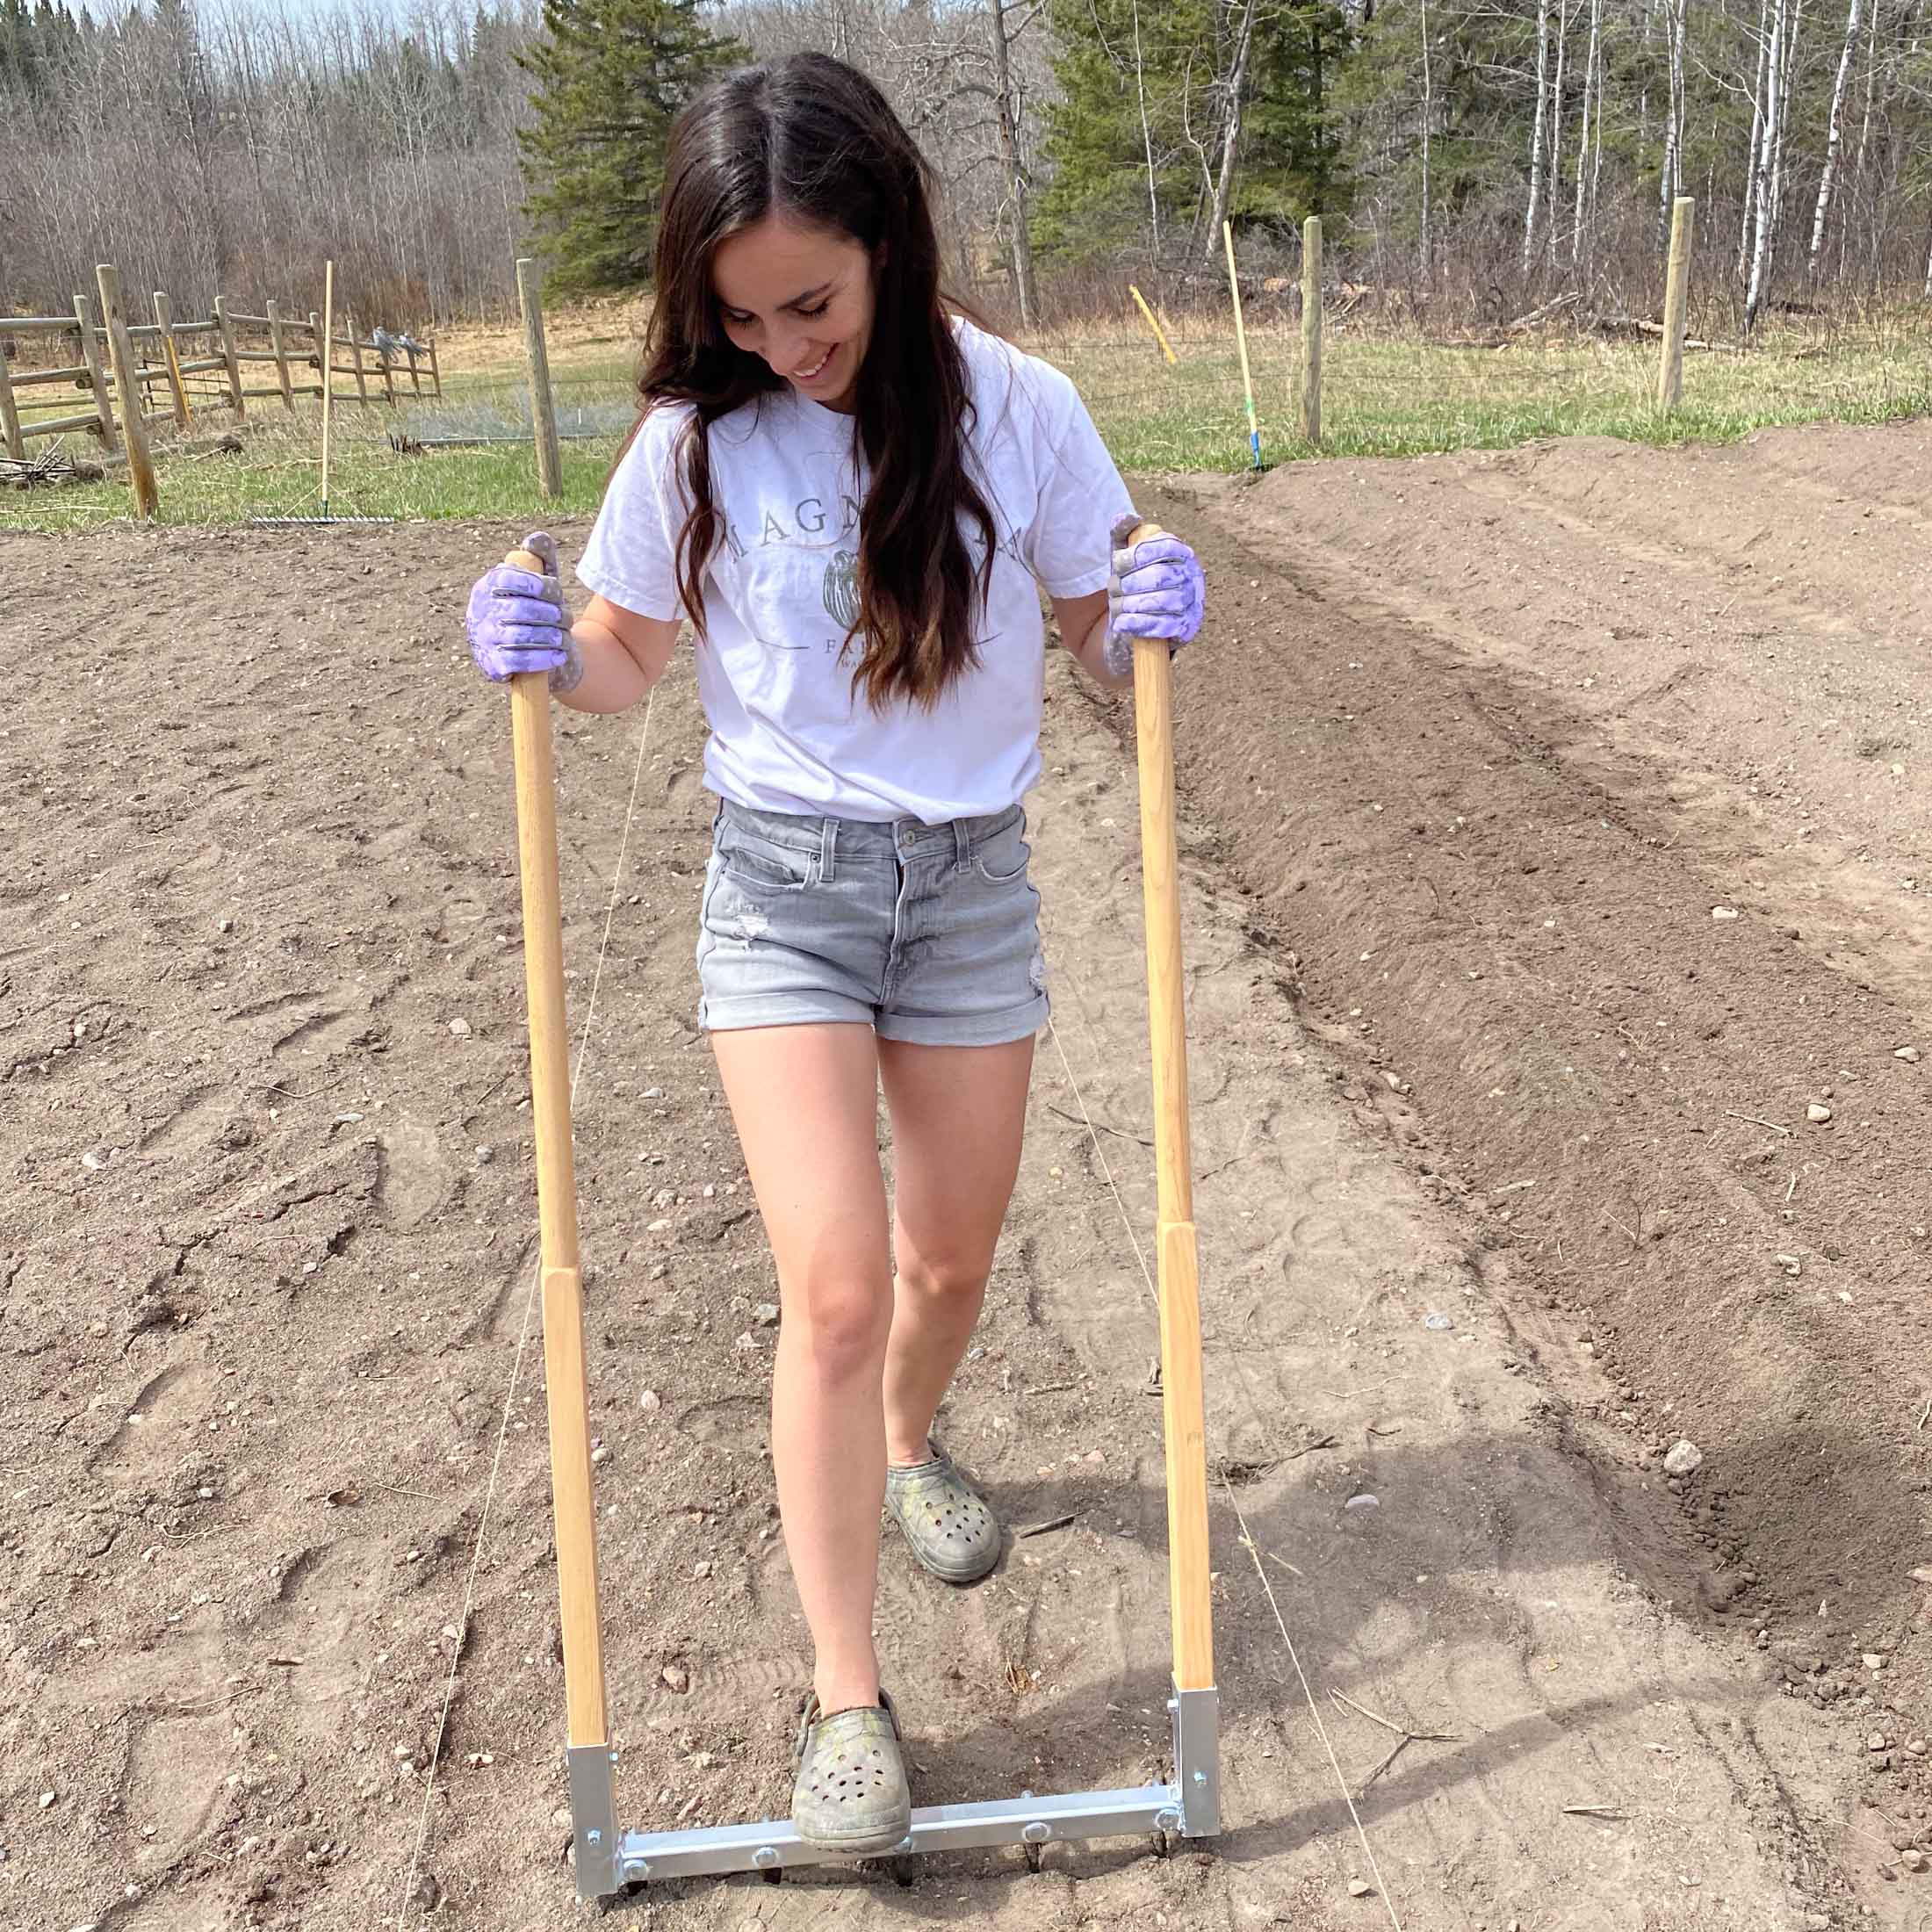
465,530,582,691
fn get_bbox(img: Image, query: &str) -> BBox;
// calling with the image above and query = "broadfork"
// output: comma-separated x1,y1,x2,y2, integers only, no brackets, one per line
500,525,1220,1897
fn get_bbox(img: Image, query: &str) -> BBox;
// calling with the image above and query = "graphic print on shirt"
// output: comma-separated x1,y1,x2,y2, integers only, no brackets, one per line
821,550,860,631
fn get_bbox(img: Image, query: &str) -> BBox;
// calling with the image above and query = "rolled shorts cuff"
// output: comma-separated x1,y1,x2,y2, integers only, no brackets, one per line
873,991,1050,1049
699,989,1049,1048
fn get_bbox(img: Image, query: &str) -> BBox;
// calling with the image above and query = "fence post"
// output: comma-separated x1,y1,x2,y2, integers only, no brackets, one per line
213,294,247,420
266,299,295,410
518,257,563,501
427,336,441,397
1657,196,1696,415
308,311,324,400
1300,215,1324,448
376,339,396,407
347,318,370,405
71,292,118,454
153,291,191,428
0,342,22,460
97,264,159,519
404,342,422,396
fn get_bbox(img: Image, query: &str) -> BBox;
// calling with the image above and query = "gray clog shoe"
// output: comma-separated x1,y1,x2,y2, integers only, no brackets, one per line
883,1445,1001,1583
791,1690,912,1856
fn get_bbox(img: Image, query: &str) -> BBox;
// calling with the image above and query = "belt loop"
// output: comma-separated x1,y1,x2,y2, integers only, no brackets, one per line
819,817,838,885
952,818,972,871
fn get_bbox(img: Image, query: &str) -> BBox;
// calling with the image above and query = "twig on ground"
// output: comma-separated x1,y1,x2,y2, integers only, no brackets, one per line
1328,1690,1459,1792
1915,1395,1929,1433
1723,1108,1791,1135
1045,1102,1152,1147
1562,1804,1627,1820
1016,1513,1078,1539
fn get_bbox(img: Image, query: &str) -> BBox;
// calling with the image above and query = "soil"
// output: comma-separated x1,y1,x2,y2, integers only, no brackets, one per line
1,422,1928,1932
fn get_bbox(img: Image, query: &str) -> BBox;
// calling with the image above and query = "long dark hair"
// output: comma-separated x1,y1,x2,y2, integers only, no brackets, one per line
629,53,998,710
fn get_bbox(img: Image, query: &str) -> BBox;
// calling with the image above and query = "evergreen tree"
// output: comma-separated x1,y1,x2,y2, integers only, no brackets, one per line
1037,0,1346,264
516,0,746,294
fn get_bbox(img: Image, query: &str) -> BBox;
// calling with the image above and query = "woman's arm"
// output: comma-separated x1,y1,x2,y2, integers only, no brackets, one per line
1051,590,1131,694
556,594,683,715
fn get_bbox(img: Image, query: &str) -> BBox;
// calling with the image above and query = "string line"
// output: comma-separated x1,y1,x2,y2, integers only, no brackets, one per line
1044,996,1405,1931
398,688,657,1927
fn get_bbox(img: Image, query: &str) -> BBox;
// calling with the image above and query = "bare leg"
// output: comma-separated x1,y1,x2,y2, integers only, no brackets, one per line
710,1022,890,1717
877,1036,1034,1467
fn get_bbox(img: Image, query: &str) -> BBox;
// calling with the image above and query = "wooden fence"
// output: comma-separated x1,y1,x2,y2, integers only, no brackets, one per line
0,267,441,465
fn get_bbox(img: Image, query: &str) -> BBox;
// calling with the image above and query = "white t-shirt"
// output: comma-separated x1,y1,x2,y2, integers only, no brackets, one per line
576,319,1134,823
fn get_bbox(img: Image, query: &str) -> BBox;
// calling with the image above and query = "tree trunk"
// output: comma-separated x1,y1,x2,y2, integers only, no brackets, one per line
1571,0,1602,267
1808,0,1863,273
987,0,1038,328
1659,0,1685,247
1523,0,1553,272
1204,0,1258,265
1546,0,1570,265
1132,0,1160,259
1739,0,1770,282
1744,0,1791,327
1419,0,1433,278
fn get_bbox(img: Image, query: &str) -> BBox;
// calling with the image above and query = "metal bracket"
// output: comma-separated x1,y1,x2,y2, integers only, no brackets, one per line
1168,1680,1221,1837
567,1744,619,1900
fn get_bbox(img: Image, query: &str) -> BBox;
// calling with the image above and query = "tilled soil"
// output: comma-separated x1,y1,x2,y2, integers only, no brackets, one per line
0,426,1927,1932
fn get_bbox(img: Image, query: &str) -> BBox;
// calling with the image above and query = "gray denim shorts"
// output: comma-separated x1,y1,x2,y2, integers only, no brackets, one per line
696,799,1049,1047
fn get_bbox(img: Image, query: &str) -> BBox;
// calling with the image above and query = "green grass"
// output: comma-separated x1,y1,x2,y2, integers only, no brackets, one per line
1049,319,1932,470
4,314,1928,532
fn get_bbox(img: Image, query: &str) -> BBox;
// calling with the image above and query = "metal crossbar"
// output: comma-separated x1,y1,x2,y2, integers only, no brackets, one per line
568,1685,1219,1896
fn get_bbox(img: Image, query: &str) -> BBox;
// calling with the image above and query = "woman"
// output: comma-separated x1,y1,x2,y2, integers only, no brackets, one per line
465,52,1206,1854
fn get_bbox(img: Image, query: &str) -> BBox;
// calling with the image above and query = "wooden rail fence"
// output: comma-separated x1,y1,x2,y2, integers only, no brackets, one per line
0,265,441,480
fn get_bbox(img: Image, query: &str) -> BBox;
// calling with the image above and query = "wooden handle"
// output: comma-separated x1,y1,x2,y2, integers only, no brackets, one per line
1128,517,1215,1694
505,586,609,1749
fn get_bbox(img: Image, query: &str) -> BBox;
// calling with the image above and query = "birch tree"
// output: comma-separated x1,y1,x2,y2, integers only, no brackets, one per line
1806,0,1863,273
1523,0,1552,271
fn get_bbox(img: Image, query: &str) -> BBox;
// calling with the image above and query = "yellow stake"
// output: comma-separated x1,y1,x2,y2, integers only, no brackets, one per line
1129,284,1179,364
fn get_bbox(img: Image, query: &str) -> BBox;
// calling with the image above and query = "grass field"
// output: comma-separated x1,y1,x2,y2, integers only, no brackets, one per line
5,303,1929,531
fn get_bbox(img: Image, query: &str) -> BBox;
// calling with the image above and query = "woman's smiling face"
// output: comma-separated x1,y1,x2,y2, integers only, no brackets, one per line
712,213,877,414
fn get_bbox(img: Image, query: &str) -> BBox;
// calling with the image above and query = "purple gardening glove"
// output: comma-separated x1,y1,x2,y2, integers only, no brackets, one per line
1102,514,1206,681
465,530,582,693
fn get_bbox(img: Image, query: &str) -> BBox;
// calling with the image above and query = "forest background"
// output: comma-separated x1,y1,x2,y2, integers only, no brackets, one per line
4,0,1929,341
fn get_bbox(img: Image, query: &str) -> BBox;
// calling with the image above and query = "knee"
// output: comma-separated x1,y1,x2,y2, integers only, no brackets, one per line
785,1277,891,1382
897,1247,990,1307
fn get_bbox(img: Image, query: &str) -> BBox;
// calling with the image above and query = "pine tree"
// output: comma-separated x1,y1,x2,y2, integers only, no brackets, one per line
516,0,746,295
1036,0,1346,265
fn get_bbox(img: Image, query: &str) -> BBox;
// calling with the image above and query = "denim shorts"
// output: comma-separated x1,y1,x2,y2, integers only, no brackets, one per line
695,799,1049,1047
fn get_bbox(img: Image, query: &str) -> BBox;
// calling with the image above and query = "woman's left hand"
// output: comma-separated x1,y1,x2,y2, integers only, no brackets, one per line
1103,515,1206,680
